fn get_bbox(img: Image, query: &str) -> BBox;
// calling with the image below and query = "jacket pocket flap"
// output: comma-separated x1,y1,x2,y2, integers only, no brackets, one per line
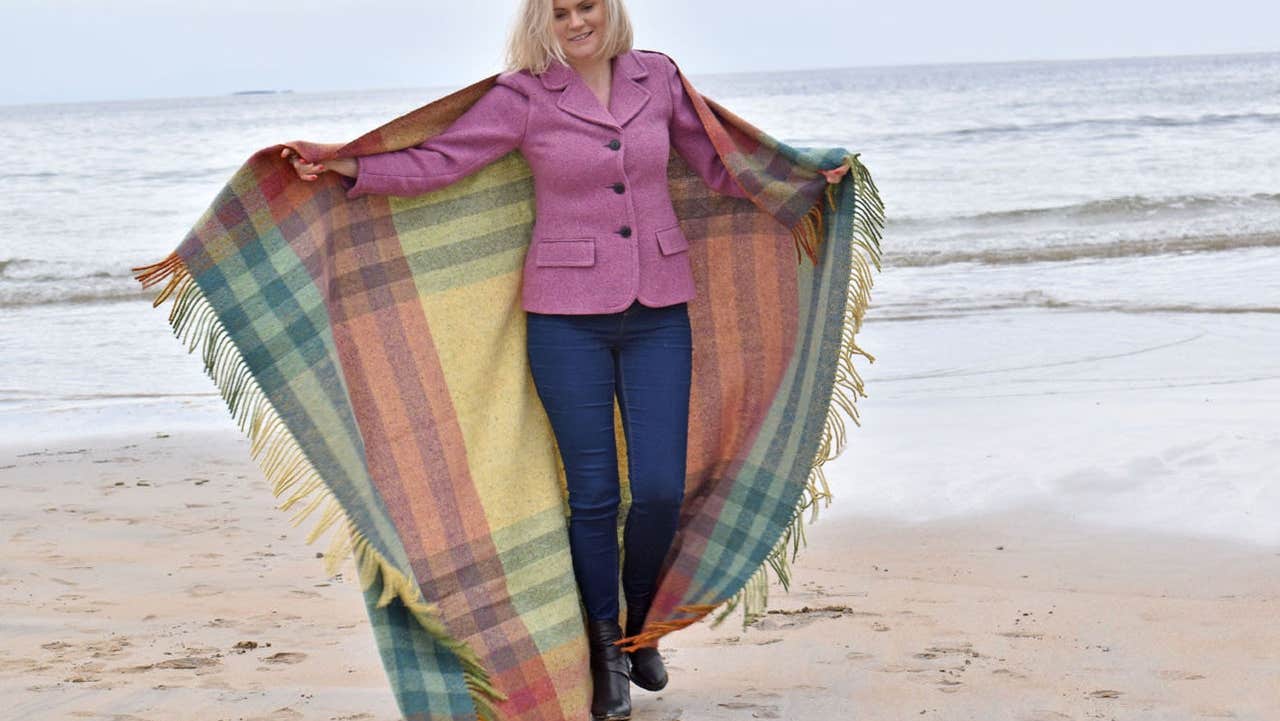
655,224,689,256
534,237,595,267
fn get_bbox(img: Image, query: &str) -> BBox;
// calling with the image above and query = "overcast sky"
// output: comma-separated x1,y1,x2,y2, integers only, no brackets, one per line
1,0,1274,105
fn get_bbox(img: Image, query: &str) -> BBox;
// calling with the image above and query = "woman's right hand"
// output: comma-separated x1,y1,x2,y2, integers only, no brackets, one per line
281,146,326,181
280,147,357,181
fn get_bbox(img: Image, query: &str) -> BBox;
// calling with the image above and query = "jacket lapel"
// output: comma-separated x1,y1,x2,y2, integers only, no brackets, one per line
608,50,651,127
540,50,651,130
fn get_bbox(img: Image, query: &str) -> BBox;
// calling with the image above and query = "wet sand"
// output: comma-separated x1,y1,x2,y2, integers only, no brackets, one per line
3,428,1276,720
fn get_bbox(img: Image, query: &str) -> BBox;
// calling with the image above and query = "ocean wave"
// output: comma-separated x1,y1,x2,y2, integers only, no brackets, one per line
0,390,218,403
0,257,142,307
0,256,130,282
0,260,146,303
875,292,1280,321
890,232,1280,267
0,258,31,276
0,285,149,309
979,193,1279,222
931,110,1280,140
2,171,59,180
894,192,1280,227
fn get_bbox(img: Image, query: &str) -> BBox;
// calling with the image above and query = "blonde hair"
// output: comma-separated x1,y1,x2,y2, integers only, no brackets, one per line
504,0,634,74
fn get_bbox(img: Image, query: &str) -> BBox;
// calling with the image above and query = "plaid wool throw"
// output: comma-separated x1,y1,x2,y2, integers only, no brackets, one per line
132,61,883,721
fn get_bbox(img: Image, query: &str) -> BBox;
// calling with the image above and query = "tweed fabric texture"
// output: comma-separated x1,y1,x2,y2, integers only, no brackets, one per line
343,50,752,315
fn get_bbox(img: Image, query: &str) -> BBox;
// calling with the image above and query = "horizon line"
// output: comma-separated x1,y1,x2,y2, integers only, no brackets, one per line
2,46,1275,110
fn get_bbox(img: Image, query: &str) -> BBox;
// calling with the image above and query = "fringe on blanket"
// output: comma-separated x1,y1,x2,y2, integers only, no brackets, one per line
615,153,885,650
131,152,883,719
129,254,510,721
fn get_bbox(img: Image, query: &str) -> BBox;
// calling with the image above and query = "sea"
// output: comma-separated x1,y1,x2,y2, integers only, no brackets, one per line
2,51,1277,544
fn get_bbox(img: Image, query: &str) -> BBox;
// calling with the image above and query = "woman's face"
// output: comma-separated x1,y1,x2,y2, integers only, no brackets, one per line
551,0,607,64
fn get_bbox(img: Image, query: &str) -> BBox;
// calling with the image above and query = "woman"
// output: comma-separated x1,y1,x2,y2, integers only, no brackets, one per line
283,1,847,718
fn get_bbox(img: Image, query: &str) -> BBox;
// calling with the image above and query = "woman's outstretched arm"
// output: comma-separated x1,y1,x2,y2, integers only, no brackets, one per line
661,55,750,199
660,54,849,193
286,78,529,199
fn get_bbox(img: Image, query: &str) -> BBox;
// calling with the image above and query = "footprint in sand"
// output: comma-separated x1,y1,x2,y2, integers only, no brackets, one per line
84,637,132,659
717,701,780,719
735,688,781,699
1156,669,1206,680
243,707,305,721
914,643,981,660
186,583,223,597
261,651,307,665
0,657,51,673
935,677,964,693
1087,689,1123,699
150,656,221,670
880,642,986,691
875,663,930,675
998,630,1045,639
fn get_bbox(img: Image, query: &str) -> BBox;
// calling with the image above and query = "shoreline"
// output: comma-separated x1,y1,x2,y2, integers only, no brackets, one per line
3,427,1276,720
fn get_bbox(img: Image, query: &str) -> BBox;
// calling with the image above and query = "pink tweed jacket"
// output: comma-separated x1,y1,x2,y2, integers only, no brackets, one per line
343,49,749,315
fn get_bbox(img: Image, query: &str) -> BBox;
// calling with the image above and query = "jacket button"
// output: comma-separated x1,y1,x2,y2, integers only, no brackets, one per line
618,225,632,238
607,139,621,150
612,182,625,194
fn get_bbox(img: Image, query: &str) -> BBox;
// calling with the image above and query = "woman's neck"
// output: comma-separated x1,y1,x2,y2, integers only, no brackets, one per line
567,55,611,86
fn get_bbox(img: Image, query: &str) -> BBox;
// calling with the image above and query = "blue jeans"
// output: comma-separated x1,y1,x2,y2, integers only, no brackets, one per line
526,299,692,621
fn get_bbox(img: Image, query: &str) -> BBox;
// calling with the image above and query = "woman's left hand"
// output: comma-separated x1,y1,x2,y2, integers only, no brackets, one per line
821,164,850,184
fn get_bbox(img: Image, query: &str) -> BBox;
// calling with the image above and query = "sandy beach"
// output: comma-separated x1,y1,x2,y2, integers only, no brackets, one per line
4,422,1276,721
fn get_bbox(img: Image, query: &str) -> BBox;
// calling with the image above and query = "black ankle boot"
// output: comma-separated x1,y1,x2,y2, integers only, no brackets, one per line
623,595,669,691
586,617,631,720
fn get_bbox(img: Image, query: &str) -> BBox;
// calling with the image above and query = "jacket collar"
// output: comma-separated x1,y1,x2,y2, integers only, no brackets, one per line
538,49,651,129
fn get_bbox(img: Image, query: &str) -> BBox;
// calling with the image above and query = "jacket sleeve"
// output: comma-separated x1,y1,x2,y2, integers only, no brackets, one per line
662,56,749,199
343,78,529,199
